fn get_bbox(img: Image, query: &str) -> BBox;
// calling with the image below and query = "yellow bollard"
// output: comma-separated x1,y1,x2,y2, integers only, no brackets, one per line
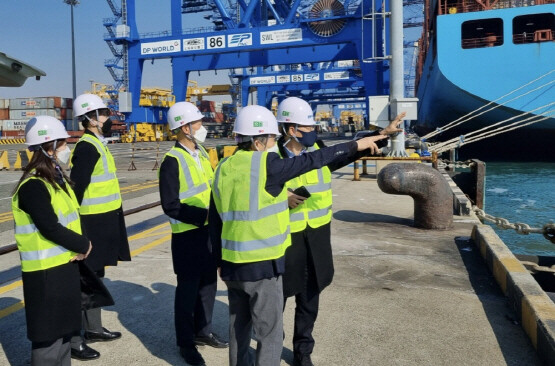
0,151,10,170
13,151,22,170
207,148,219,169
223,145,238,157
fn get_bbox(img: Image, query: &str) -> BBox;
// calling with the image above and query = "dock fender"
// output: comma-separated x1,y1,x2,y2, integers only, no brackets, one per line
377,163,453,229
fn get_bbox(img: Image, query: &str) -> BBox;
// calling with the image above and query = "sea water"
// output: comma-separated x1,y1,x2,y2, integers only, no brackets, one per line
484,162,555,256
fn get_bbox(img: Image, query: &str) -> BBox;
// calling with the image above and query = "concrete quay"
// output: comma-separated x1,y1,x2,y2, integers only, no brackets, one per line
0,145,551,365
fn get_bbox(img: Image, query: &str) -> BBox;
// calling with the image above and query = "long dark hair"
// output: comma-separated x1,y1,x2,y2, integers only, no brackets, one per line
13,140,72,194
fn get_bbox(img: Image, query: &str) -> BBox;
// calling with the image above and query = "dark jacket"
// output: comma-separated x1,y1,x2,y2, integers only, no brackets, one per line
17,179,89,342
209,141,360,282
159,142,216,277
70,130,131,272
278,138,379,297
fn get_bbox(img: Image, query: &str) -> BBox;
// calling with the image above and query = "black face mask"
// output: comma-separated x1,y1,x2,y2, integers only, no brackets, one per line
101,118,113,136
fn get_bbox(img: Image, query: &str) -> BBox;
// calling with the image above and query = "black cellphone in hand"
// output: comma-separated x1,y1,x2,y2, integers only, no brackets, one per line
375,136,390,148
293,186,311,198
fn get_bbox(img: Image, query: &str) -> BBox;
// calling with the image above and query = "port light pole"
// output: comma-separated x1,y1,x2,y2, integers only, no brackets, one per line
64,0,79,130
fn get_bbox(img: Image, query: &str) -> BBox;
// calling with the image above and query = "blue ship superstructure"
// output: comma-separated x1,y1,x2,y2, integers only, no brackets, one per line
415,0,555,159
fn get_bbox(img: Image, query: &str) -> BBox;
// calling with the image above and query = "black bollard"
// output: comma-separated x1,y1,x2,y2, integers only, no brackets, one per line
377,163,453,229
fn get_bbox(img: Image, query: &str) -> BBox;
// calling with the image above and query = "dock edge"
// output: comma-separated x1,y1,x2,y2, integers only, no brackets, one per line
472,225,555,365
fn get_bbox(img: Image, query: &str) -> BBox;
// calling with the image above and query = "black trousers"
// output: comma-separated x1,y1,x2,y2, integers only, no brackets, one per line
284,277,320,356
284,234,321,357
71,269,106,349
175,271,217,348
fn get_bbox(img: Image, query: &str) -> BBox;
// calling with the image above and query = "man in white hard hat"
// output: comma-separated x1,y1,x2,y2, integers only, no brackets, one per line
69,93,130,360
276,97,404,366
159,101,227,366
209,105,387,366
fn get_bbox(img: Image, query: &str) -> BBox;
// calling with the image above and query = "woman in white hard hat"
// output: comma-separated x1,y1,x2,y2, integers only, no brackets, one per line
12,116,92,365
276,97,404,366
209,105,387,366
69,93,130,360
159,101,227,366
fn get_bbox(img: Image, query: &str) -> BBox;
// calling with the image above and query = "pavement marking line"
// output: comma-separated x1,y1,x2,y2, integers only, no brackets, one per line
0,222,172,320
130,234,171,257
0,280,22,296
133,230,172,240
121,183,159,194
128,222,169,241
0,301,24,319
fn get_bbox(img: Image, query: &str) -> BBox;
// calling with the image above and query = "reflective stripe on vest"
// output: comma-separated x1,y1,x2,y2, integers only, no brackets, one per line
283,145,333,233
162,146,213,233
75,134,121,215
13,177,82,272
212,150,291,263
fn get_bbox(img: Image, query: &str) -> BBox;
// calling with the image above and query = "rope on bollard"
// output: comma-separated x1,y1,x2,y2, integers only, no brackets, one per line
473,207,555,244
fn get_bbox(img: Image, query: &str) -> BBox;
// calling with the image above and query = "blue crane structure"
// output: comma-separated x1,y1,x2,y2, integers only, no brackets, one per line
235,62,365,107
103,0,394,127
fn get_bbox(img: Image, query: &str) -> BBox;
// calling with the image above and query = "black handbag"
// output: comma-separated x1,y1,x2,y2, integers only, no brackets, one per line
78,261,115,310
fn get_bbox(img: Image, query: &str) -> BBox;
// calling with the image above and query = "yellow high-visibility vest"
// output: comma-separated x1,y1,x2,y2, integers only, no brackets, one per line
212,150,291,263
73,134,121,215
12,177,81,272
283,144,332,233
161,145,214,233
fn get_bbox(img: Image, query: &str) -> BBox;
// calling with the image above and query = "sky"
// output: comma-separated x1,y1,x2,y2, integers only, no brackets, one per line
0,0,228,100
0,0,422,101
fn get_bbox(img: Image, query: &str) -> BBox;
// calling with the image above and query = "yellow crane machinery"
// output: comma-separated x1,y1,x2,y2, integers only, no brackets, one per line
187,84,232,100
89,82,236,142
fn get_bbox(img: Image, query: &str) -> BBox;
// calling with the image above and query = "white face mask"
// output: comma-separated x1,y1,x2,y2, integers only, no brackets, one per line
56,145,71,165
194,125,208,143
266,145,279,153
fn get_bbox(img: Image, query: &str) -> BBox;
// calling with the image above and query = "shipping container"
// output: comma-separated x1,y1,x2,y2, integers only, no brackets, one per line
0,109,9,120
2,120,29,131
9,97,71,110
9,108,72,120
2,130,26,137
0,99,9,109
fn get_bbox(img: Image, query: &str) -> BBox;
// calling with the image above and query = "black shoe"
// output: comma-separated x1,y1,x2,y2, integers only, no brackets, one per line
179,346,205,365
84,327,122,342
294,353,314,366
194,333,229,348
71,343,100,361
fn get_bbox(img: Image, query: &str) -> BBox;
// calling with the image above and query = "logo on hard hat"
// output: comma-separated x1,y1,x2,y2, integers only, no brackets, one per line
282,111,290,116
38,130,47,136
253,121,263,127
81,103,89,108
174,116,182,122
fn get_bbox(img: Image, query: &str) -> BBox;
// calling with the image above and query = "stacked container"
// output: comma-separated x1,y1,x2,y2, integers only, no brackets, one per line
1,97,74,137
198,100,225,123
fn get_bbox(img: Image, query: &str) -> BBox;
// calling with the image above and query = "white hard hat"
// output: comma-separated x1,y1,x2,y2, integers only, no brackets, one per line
233,105,279,136
24,116,70,146
167,101,203,130
74,94,108,117
276,97,315,126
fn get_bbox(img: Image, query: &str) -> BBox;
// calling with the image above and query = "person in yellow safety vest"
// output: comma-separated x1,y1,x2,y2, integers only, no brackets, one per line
209,105,388,366
12,116,92,366
159,101,228,366
69,93,130,360
276,97,406,366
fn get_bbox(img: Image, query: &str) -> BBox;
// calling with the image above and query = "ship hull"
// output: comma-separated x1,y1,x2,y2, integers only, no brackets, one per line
415,5,555,161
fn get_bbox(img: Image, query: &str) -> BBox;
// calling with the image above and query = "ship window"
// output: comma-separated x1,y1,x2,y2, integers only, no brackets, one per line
513,13,554,44
461,18,504,49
